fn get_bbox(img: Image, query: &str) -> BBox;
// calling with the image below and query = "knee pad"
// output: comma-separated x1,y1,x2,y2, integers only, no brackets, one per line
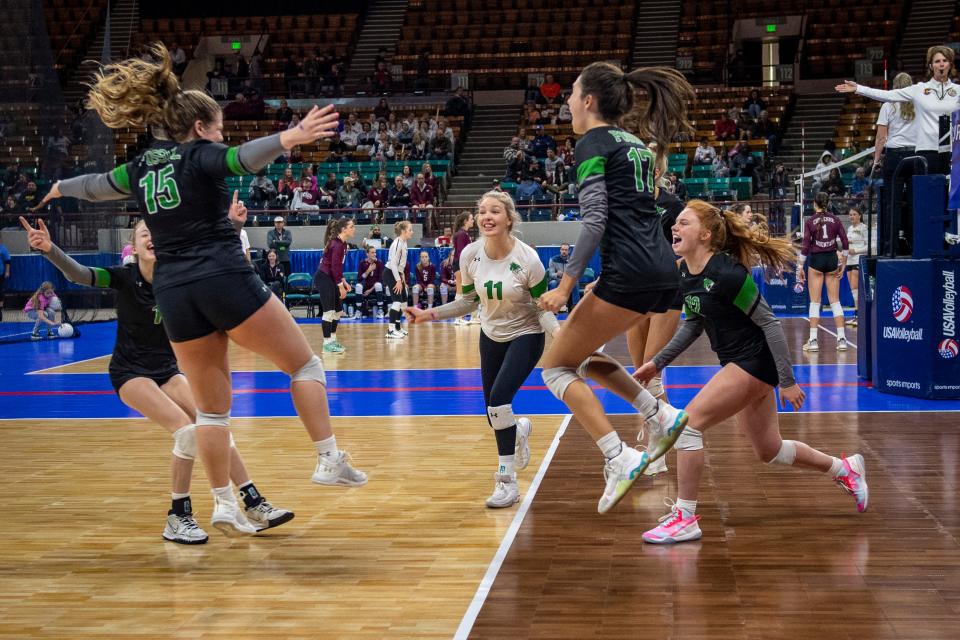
390,301,402,312
576,350,621,379
374,282,383,292
542,366,581,401
354,284,363,295
767,439,796,465
830,302,844,318
676,426,703,451
646,375,664,398
412,284,422,294
321,310,339,322
172,424,197,460
196,411,230,427
291,354,327,385
440,283,449,296
427,285,435,294
808,302,820,319
487,404,516,430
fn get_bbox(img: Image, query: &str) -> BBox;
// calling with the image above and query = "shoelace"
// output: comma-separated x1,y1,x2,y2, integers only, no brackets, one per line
657,498,684,527
252,500,274,514
177,514,202,531
603,445,648,481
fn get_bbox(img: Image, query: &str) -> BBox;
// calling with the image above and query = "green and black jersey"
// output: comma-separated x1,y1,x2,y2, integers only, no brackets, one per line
567,126,679,294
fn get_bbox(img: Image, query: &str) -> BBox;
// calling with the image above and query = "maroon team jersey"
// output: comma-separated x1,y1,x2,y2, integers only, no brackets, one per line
440,263,455,285
319,237,347,281
414,263,436,288
358,258,383,290
802,213,849,256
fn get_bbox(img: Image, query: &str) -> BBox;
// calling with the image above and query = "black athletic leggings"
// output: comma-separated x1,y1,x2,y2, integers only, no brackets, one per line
479,330,545,457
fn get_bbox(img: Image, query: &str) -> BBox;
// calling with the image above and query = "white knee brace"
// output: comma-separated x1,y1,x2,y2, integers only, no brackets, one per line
291,354,327,385
412,284,422,295
767,439,796,465
374,282,383,293
321,310,339,322
808,302,820,319
576,350,621,379
830,302,844,319
542,366,581,401
676,426,703,451
487,404,515,430
390,301,402,312
172,424,197,460
440,283,449,297
196,411,230,427
354,283,363,295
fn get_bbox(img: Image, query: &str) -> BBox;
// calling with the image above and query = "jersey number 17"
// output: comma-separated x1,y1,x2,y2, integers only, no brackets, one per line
626,147,654,195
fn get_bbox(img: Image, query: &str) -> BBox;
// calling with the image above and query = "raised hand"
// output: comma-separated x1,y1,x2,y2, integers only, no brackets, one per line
227,190,248,226
834,80,857,94
281,104,341,149
19,216,53,253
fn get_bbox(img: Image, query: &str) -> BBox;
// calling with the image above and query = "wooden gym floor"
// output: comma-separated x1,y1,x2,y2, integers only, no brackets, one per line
1,318,958,638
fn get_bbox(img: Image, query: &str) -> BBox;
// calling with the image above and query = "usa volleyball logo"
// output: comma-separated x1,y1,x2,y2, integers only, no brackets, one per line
892,286,914,323
938,339,959,359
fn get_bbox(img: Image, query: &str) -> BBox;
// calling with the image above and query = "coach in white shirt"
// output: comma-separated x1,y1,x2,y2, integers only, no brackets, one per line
837,45,958,174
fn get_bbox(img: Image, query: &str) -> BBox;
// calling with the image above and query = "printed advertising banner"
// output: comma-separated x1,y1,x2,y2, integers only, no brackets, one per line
951,111,960,210
874,259,960,399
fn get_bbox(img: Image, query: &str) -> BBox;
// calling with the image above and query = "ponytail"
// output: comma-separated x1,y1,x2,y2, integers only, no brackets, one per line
394,220,411,237
685,199,795,276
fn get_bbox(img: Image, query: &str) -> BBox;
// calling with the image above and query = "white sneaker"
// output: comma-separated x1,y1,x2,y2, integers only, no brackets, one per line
485,473,520,508
837,337,848,351
644,454,669,476
244,500,295,531
468,315,481,325
645,401,688,466
400,327,409,336
453,317,467,326
210,496,258,537
514,417,533,470
385,329,405,340
162,513,209,544
803,338,819,352
598,445,650,514
312,451,369,486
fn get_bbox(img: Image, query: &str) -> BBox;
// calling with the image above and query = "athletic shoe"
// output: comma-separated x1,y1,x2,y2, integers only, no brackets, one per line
468,315,481,325
802,338,819,352
245,500,295,531
514,417,533,470
30,333,40,340
46,330,55,338
400,327,409,336
312,451,369,486
642,499,702,544
837,338,848,351
453,317,467,326
210,496,257,537
598,445,650,514
644,455,669,476
846,317,858,327
834,453,868,513
162,513,209,545
643,402,688,471
353,310,363,319
486,473,520,508
385,329,405,340
376,309,385,319
323,341,345,354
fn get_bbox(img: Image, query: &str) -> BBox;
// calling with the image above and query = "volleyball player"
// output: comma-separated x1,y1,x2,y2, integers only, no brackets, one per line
633,200,868,544
797,192,849,352
537,62,694,514
32,44,366,537
384,220,413,339
21,215,293,543
315,217,355,354
406,192,559,507
451,211,477,325
411,250,437,309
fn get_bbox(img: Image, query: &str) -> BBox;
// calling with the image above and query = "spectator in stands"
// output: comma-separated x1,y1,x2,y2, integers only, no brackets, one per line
743,90,766,120
694,137,717,165
362,224,385,250
1,195,17,216
356,247,385,318
410,172,435,230
206,59,231,96
752,110,780,157
397,121,414,146
529,125,557,158
850,166,870,200
730,144,756,188
421,162,439,194
170,42,187,76
770,162,788,211
327,133,349,162
323,172,339,194
504,136,523,167
223,93,249,120
364,176,390,222
411,250,437,309
348,170,368,196
523,157,546,183
17,181,41,210
429,135,451,163
516,173,544,202
258,249,286,298
248,169,277,209
544,148,563,180
445,87,471,120
435,117,456,152
276,167,298,208
435,226,453,248
557,99,572,123
356,122,376,155
667,172,688,200
399,165,414,189
821,168,846,197
373,61,391,94
275,99,293,126
439,251,456,304
292,176,320,212
337,177,362,212
504,147,526,182
377,121,397,144
811,152,834,191
388,174,411,217
548,244,579,309
714,112,737,141
371,131,395,160
539,73,563,105
267,216,293,275
411,128,429,160
374,98,391,121
559,137,576,166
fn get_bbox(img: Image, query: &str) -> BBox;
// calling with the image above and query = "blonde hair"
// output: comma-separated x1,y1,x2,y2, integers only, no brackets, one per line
394,220,412,236
86,42,220,141
30,281,54,310
125,219,148,262
477,190,522,233
684,199,795,276
892,72,915,122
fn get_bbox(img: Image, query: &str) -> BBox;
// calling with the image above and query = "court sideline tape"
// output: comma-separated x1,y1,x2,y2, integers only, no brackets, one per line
453,412,572,640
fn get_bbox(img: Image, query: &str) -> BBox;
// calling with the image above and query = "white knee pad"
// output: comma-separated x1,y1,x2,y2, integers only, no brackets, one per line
196,411,230,427
291,354,327,385
321,310,339,322
426,285,435,294
390,301,402,312
542,366,581,401
830,302,844,318
374,282,383,293
487,404,516,430
767,439,796,465
676,426,703,451
808,302,820,319
440,283,449,297
412,284,423,295
172,424,197,460
646,375,665,398
576,350,621,379
354,283,363,295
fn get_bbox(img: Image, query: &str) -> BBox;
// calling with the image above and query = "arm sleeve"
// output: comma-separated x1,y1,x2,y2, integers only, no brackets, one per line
195,134,286,178
652,316,705,370
432,294,480,320
57,164,133,201
856,84,917,104
564,180,606,281
41,244,97,286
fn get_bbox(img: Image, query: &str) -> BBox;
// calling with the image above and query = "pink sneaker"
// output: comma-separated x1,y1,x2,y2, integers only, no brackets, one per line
642,499,702,544
834,454,868,513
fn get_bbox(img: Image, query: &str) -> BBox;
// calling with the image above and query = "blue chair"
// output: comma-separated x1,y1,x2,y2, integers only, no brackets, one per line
285,273,315,317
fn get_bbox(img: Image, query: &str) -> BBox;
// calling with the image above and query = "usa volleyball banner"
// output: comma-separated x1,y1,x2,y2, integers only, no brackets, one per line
951,110,960,209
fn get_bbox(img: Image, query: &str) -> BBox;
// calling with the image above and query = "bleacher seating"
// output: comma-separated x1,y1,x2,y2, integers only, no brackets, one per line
44,0,108,83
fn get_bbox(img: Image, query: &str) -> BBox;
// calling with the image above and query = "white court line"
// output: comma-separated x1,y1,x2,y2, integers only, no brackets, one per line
453,413,572,640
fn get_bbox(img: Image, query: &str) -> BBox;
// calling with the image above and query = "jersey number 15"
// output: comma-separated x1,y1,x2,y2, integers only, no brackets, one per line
139,165,182,214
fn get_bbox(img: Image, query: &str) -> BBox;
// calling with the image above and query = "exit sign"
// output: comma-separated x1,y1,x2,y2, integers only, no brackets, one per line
766,24,777,33
231,41,242,50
